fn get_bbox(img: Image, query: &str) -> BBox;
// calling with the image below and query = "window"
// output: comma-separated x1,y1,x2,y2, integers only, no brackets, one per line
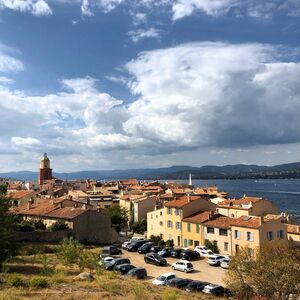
151,214,153,219
267,231,273,241
207,227,215,234
246,232,254,241
219,229,228,236
188,239,193,246
277,230,284,239
159,221,163,226
231,214,235,218
176,222,181,230
216,208,219,213
167,220,173,228
156,215,158,218
187,223,191,232
168,234,173,240
196,224,200,234
234,230,241,239
160,211,163,216
247,248,254,257
167,207,172,215
175,208,180,216
224,242,228,252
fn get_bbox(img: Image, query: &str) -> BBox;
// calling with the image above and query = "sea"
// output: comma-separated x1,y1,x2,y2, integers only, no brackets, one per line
168,179,300,222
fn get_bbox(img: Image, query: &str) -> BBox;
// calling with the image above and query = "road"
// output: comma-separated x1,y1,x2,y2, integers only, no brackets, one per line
117,250,227,285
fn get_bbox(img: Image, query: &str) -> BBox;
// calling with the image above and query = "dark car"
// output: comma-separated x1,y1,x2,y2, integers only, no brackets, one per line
114,263,136,274
101,245,122,257
126,267,147,279
104,258,131,270
144,252,167,266
137,242,154,254
127,240,148,252
149,246,162,253
171,248,183,258
202,284,226,296
185,280,210,293
180,249,200,261
165,278,193,289
158,247,173,258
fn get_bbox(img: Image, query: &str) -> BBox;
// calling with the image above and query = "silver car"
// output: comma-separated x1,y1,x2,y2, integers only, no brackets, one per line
220,258,230,269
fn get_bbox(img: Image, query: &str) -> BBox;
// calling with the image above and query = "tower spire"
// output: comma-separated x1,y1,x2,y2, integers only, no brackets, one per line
189,173,192,186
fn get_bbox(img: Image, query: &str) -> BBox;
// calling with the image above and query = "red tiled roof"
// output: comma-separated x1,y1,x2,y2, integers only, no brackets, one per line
164,195,202,208
203,214,235,229
182,211,210,224
46,207,87,219
10,190,34,199
218,197,264,208
120,179,139,185
17,199,58,216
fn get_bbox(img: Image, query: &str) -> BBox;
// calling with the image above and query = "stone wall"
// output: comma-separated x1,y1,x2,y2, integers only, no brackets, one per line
14,229,72,243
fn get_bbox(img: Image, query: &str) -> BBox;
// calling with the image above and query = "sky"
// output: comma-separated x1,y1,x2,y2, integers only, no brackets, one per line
0,0,300,172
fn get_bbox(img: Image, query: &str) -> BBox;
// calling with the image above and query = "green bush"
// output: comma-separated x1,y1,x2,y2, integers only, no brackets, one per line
49,221,69,232
39,254,55,276
132,282,145,300
6,275,25,287
51,271,65,284
28,277,49,289
166,239,174,248
205,239,219,254
132,219,147,234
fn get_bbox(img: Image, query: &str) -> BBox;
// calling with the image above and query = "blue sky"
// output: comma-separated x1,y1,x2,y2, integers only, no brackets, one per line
0,0,300,172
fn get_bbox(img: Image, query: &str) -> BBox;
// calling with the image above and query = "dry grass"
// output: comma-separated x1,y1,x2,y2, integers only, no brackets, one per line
0,244,224,300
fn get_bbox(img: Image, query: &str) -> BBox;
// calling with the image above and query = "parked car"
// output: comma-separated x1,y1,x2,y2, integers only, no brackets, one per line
172,260,194,273
127,240,148,252
137,242,154,254
152,273,176,286
180,249,200,261
158,247,173,258
114,263,136,274
221,258,230,269
122,237,144,250
104,258,131,270
101,245,122,257
185,280,210,293
126,267,147,279
171,248,183,258
149,246,162,253
144,252,167,266
207,254,226,266
202,284,226,296
194,246,214,257
165,278,193,289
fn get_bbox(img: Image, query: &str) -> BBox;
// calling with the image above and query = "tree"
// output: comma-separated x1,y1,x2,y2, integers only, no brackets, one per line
225,240,300,300
166,239,174,248
49,220,69,232
0,195,18,271
56,238,84,269
132,219,147,234
106,206,128,232
149,235,163,245
0,184,7,195
205,240,219,253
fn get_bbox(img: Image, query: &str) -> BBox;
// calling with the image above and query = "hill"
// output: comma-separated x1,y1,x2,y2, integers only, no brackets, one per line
1,162,300,181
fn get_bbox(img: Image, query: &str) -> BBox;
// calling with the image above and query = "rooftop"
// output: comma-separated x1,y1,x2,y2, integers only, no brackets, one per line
182,211,210,224
164,195,202,208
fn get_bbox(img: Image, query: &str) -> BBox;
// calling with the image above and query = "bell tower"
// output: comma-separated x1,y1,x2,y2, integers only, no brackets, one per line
39,153,52,185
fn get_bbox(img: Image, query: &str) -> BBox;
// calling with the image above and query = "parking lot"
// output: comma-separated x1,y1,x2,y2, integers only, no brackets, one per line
118,250,227,285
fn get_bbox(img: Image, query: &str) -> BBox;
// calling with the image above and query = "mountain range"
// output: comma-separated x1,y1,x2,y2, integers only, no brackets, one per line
1,162,300,181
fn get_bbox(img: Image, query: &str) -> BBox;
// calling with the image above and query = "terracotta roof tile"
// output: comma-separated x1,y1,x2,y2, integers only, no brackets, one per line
9,191,34,199
218,197,264,208
203,214,235,229
287,224,300,235
46,207,87,219
164,195,202,208
182,211,210,224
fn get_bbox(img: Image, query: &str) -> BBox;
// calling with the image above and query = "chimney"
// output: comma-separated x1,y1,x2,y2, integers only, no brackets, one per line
27,201,32,210
82,204,87,210
210,210,214,217
187,193,191,202
259,216,263,226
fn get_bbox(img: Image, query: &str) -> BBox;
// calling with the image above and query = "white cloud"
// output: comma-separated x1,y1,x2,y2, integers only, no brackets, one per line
1,42,300,171
81,0,93,16
0,76,13,84
0,0,52,16
132,12,147,26
128,27,161,43
0,43,24,73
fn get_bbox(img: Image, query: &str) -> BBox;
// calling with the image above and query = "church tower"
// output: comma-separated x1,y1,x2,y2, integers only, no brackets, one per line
39,153,52,185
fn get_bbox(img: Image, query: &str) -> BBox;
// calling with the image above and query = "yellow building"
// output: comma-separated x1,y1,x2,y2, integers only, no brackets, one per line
181,211,210,248
216,196,278,218
164,195,216,247
147,208,164,239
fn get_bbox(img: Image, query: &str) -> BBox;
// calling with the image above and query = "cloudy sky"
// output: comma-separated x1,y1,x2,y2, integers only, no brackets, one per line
0,0,300,172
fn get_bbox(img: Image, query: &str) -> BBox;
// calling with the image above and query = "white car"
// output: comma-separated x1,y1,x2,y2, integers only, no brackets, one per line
207,254,226,266
171,260,194,273
152,273,176,286
220,258,230,269
99,256,114,266
194,246,214,257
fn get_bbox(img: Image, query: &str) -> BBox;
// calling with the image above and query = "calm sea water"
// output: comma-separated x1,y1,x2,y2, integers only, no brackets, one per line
170,179,300,219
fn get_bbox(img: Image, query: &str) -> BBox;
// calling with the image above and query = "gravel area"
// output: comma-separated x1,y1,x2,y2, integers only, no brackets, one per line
117,250,227,285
